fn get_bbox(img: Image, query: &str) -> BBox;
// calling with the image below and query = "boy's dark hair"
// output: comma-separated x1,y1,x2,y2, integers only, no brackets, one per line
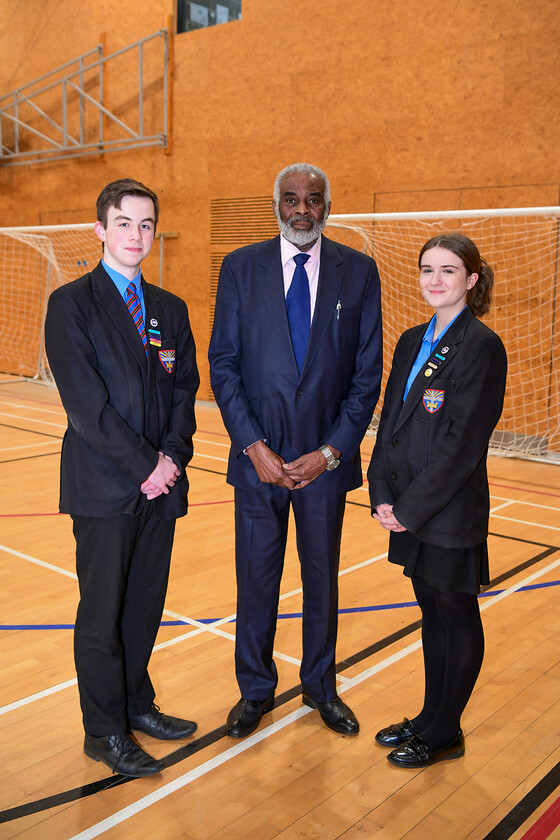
96,178,159,230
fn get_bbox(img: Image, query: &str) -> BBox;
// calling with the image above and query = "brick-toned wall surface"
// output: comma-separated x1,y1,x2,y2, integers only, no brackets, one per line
1,0,559,396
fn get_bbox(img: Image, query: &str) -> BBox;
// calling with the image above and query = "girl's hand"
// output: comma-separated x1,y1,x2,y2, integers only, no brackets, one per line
373,503,407,532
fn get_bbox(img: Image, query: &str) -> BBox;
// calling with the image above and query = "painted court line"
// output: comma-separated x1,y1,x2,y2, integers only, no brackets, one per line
0,516,553,719
157,609,303,668
0,544,78,580
492,514,560,532
4,536,376,712
0,544,388,715
0,411,66,430
492,495,560,513
0,680,79,716
66,555,560,840
478,556,560,612
193,437,231,449
68,707,313,840
191,452,228,463
0,400,65,416
0,439,61,454
489,500,515,513
356,483,560,514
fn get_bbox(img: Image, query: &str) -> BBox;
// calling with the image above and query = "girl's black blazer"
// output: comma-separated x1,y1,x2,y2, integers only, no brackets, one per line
368,306,507,549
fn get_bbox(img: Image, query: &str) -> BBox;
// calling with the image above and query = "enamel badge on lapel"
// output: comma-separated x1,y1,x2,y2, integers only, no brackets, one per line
158,349,176,373
148,328,161,347
423,389,445,413
424,350,448,378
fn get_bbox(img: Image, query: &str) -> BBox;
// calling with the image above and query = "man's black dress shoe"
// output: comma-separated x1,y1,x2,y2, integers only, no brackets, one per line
302,694,359,735
387,731,465,768
226,694,275,738
375,717,417,747
84,733,164,777
129,703,197,740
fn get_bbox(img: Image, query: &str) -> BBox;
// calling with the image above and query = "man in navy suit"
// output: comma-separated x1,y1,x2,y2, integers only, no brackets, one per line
209,163,383,737
45,179,199,776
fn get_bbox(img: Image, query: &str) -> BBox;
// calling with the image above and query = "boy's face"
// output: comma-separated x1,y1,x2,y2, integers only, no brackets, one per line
94,194,156,278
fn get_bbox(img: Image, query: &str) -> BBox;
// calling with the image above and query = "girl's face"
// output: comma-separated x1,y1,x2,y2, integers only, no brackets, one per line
419,247,478,319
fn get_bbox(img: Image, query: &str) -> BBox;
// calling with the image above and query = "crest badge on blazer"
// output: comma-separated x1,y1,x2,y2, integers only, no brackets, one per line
158,349,176,373
423,388,445,413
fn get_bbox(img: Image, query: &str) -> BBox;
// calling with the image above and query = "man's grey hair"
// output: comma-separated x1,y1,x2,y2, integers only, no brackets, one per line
273,163,331,204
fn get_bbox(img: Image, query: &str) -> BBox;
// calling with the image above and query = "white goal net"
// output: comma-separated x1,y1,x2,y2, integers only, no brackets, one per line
326,207,560,462
0,223,99,385
0,222,167,387
1,211,559,461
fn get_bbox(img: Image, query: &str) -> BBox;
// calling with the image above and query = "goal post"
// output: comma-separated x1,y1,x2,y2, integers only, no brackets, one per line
0,223,99,385
1,210,559,462
325,207,560,462
0,222,169,387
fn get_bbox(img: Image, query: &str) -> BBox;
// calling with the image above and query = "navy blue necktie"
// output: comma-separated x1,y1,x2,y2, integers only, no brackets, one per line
286,252,311,374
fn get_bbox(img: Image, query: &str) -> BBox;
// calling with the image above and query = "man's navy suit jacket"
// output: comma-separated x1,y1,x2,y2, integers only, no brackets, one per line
45,261,199,520
209,234,383,494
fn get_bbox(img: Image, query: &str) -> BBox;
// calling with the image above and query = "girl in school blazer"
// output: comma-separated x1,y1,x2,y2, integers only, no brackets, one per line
368,233,507,768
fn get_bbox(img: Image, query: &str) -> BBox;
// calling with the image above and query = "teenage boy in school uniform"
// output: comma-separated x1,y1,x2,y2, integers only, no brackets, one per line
45,178,199,777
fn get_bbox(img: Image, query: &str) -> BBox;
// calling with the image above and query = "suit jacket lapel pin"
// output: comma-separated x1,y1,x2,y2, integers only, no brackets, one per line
148,328,162,347
150,318,158,327
425,348,448,376
159,349,176,373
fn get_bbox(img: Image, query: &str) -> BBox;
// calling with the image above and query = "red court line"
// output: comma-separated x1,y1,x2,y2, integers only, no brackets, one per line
357,474,560,500
489,482,560,500
519,796,560,840
0,512,65,518
359,470,560,501
189,499,234,507
1,499,235,517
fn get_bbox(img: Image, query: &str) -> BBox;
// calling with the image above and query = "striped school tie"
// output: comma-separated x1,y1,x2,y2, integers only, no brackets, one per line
125,282,148,357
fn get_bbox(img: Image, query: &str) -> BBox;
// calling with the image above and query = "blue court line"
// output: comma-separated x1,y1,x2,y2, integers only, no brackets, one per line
2,579,558,631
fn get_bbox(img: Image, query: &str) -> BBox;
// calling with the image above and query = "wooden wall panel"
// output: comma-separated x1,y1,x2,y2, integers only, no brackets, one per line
0,0,558,413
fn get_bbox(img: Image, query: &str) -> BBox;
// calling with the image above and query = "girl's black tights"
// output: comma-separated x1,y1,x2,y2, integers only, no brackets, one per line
409,575,485,750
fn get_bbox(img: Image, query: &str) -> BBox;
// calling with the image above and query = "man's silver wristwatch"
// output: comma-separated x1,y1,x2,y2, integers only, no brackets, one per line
319,444,341,471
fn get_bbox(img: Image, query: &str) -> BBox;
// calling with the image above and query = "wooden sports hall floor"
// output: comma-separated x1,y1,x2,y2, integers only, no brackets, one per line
0,376,559,840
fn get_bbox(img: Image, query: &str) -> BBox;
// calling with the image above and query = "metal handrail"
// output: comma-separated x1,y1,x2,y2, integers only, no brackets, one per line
0,30,169,166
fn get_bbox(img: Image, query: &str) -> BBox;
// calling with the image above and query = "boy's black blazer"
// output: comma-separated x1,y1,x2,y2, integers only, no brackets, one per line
45,262,199,519
368,306,507,548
